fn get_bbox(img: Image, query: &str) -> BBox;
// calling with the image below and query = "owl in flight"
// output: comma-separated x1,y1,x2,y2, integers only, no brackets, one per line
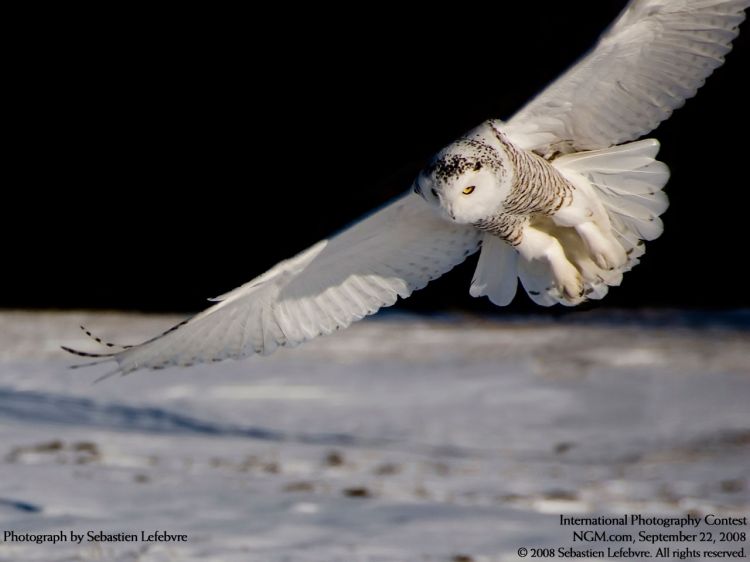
66,0,748,376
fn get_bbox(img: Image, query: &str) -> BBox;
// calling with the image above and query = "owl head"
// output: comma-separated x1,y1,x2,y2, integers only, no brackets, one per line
414,130,511,224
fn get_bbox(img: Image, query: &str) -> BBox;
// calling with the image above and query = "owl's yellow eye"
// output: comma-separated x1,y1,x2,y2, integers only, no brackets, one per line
462,185,476,195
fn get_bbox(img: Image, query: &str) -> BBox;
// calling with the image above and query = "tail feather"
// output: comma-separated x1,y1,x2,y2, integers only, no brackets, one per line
558,139,669,241
558,138,669,300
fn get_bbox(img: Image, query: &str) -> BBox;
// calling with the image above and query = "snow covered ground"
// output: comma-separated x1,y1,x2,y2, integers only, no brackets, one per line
0,310,748,561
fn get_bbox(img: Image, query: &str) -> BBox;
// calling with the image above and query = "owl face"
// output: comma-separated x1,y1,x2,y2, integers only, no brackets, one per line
414,135,510,224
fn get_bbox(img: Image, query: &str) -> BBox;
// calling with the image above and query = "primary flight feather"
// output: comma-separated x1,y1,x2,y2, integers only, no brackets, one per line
65,0,748,375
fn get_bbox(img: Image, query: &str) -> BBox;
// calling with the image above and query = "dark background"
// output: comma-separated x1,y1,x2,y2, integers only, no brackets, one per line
6,3,749,314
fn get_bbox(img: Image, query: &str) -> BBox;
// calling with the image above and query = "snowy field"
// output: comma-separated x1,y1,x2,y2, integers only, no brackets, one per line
0,310,748,561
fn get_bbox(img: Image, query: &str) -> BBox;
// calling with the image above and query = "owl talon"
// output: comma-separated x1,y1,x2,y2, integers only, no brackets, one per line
550,255,582,301
594,253,610,270
578,223,627,271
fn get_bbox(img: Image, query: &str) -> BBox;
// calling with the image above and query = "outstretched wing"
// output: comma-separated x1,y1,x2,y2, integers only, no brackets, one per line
65,193,480,375
505,0,748,153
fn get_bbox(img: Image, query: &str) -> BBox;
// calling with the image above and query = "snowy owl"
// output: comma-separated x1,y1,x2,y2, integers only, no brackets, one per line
66,0,748,376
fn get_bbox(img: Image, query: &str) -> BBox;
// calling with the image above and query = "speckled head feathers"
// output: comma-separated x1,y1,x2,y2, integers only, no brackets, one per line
414,121,512,224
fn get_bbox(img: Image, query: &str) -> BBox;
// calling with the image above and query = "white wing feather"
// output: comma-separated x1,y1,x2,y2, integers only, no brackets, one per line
505,0,748,153
67,2,748,374
469,234,518,306
72,194,480,374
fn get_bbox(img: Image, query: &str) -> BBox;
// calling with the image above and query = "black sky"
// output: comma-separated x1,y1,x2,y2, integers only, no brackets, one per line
6,3,750,313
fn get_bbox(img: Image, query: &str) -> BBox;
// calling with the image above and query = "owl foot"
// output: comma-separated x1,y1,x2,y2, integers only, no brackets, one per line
575,221,627,271
543,247,582,302
516,224,585,305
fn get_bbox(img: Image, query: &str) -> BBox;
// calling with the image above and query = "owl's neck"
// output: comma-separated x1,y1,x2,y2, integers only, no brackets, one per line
469,121,575,246
487,122,574,216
